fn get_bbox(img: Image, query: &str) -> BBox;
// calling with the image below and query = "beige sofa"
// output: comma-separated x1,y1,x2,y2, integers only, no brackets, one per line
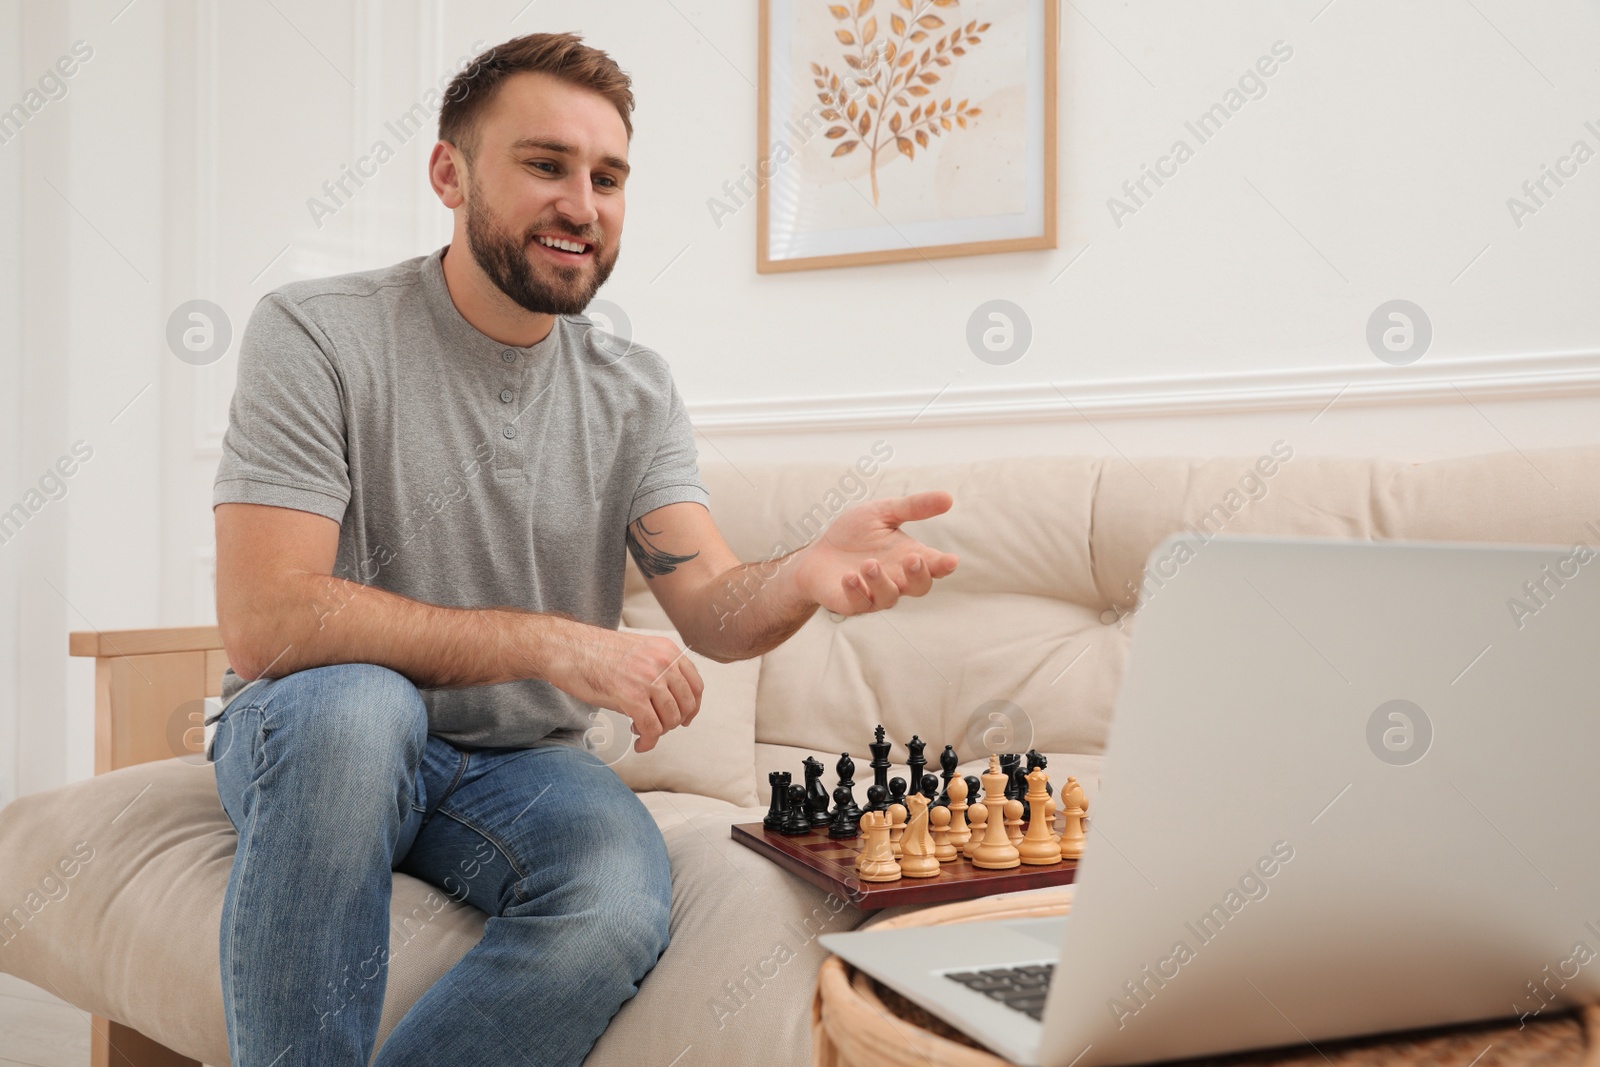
2,445,1597,1066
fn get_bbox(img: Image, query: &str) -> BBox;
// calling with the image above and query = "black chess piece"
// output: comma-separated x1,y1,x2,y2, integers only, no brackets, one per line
919,772,940,802
936,744,959,806
834,752,862,825
865,783,888,823
764,770,791,830
963,774,982,805
1000,753,1024,803
802,756,831,826
868,725,893,812
828,783,862,838
1025,748,1053,797
781,783,812,835
888,776,909,812
906,735,927,798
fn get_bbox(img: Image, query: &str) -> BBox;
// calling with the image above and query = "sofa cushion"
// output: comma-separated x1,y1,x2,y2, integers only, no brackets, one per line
621,446,1600,774
606,626,761,807
0,758,871,1066
589,792,881,1065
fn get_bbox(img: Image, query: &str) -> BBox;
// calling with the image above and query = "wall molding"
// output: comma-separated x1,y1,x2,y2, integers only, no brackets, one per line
686,350,1600,433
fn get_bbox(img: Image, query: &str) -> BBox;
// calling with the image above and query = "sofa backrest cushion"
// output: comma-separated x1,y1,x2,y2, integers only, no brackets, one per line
622,445,1600,769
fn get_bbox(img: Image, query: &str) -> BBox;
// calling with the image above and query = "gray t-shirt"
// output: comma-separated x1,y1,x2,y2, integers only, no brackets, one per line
211,244,709,750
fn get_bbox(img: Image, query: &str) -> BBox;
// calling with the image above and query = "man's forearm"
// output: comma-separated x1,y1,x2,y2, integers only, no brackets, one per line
679,548,820,662
227,570,584,689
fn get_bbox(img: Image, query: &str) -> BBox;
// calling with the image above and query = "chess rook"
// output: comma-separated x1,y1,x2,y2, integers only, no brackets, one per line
764,770,791,831
855,810,902,882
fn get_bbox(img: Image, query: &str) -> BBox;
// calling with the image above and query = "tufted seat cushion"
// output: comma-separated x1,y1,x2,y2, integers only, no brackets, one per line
0,757,876,1065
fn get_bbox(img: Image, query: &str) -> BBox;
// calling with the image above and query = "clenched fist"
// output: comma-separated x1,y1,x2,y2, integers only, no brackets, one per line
547,626,703,753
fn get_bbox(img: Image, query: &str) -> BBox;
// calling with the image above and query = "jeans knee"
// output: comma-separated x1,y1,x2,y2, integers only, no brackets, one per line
257,663,427,783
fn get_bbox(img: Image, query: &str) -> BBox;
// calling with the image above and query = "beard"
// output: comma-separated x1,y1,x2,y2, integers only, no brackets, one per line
462,174,618,317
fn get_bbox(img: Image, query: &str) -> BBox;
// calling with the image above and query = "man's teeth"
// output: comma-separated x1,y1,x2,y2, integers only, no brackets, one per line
536,236,588,253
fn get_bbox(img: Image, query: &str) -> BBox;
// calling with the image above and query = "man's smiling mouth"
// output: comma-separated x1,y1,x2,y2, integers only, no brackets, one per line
533,234,592,256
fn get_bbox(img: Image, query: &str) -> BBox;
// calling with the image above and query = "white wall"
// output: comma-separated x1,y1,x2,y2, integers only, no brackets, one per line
8,0,166,798
0,0,22,809
3,0,1598,796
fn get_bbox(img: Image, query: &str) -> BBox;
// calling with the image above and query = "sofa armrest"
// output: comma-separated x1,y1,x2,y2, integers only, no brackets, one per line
68,626,228,776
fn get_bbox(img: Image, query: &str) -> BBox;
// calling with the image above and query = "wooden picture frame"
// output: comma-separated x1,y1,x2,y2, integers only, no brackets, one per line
756,0,1057,273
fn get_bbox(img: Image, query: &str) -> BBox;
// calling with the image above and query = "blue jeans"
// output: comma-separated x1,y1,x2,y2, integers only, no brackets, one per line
209,663,672,1066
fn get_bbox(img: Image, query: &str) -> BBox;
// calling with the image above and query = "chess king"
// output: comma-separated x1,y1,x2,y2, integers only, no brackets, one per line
207,30,962,1067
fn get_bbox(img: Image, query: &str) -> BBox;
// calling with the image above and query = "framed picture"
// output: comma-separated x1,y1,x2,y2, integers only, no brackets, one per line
756,0,1057,273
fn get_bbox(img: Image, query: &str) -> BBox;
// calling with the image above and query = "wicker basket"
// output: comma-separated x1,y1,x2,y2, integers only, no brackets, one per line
811,889,1600,1067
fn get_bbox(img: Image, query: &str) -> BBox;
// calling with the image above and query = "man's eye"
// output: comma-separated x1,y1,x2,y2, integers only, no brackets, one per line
526,160,557,173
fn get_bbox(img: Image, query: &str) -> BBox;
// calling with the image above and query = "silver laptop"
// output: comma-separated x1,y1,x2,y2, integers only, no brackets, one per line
821,535,1600,1066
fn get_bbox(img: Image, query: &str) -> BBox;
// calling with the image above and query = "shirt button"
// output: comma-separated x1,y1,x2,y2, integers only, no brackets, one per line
503,425,517,439
501,350,517,363
500,389,514,403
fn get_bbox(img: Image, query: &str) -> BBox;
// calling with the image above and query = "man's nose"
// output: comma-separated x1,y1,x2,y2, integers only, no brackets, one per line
554,175,599,229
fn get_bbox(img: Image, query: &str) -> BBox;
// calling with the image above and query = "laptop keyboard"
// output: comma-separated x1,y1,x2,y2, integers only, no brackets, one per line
943,963,1055,1021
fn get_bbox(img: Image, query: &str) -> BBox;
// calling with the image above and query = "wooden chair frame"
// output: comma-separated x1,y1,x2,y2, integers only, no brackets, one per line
69,625,229,1067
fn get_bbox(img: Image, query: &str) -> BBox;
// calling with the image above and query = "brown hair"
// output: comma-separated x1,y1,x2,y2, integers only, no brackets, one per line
438,33,635,166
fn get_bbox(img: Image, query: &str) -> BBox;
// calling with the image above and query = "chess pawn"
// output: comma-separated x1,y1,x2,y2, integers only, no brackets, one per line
963,801,988,859
899,794,940,878
887,802,907,857
971,755,1021,870
828,783,861,839
887,775,909,814
865,782,888,824
1019,768,1063,865
1059,776,1087,860
781,783,813,835
1043,796,1058,839
855,811,902,883
930,805,957,863
1004,798,1025,847
947,775,972,851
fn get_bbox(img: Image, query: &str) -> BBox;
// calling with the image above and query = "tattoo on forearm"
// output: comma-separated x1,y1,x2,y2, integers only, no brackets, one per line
626,518,699,578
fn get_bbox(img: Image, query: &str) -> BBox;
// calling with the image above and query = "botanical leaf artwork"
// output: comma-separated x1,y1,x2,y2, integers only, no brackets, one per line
812,0,990,206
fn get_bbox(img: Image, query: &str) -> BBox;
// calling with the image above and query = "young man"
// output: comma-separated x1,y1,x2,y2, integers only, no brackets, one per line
208,32,958,1066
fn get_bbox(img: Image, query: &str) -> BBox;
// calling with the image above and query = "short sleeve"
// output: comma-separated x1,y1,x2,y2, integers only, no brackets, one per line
212,292,351,523
628,378,710,525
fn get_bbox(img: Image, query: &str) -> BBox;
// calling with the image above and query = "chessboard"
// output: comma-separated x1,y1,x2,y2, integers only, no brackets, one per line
730,821,1078,909
735,728,1088,909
